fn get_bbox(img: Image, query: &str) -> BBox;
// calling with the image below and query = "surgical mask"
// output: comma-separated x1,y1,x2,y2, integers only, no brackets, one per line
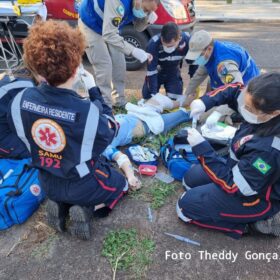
239,105,260,124
163,45,176,53
133,7,147,19
194,55,209,66
237,92,275,124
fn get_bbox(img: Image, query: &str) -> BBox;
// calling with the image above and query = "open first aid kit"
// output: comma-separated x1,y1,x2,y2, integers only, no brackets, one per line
126,145,159,166
201,122,237,142
0,158,45,230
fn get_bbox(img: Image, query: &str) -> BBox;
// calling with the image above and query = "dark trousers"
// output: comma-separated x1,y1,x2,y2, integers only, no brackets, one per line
178,164,280,238
142,69,183,100
40,159,127,210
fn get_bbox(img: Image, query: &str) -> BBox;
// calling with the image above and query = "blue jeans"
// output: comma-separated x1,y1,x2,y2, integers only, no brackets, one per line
162,110,191,134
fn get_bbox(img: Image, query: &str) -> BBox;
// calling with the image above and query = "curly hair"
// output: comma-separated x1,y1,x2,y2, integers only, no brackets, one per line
23,20,86,87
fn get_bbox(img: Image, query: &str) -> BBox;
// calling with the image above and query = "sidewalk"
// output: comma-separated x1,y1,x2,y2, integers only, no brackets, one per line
196,1,280,23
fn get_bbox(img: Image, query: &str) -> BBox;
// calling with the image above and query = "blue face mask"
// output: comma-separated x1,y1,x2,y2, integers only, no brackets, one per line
133,7,147,19
194,55,209,66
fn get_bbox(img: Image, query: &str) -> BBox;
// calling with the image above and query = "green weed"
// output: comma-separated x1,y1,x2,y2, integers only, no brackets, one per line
102,228,155,279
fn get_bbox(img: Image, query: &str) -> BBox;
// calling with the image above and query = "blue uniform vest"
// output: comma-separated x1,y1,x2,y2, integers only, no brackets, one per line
79,0,135,35
205,41,260,89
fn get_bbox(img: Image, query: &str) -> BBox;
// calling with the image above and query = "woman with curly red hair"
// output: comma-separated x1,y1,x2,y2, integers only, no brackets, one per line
8,20,128,240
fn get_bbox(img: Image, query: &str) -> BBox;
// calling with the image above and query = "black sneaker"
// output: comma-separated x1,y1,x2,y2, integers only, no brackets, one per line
253,212,280,237
45,199,69,233
68,205,92,240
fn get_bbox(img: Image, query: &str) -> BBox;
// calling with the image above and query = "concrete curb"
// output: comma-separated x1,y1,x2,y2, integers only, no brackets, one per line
197,16,280,23
196,2,280,23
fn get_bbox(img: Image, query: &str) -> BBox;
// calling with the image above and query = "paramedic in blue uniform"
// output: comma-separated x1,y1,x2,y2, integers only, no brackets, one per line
142,22,197,100
184,30,260,105
8,21,128,240
176,72,280,239
78,0,160,108
0,69,36,158
0,12,46,159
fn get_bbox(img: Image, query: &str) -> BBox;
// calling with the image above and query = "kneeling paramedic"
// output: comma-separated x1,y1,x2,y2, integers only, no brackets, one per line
185,30,260,103
8,21,128,240
177,73,280,239
142,22,197,100
0,68,36,159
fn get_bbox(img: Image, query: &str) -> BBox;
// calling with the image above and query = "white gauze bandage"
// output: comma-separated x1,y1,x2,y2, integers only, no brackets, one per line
116,154,130,168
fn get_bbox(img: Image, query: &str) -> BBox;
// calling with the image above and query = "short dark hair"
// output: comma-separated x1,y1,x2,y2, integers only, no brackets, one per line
248,72,280,114
247,72,280,136
161,22,180,44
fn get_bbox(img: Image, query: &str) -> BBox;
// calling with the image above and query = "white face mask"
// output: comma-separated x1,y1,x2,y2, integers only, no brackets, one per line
163,45,176,54
237,91,275,124
239,105,260,124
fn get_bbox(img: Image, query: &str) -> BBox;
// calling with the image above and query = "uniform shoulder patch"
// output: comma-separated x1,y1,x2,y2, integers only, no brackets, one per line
252,158,271,175
217,63,228,76
116,4,125,16
224,74,234,84
152,34,160,42
233,134,254,152
178,41,186,50
112,17,122,27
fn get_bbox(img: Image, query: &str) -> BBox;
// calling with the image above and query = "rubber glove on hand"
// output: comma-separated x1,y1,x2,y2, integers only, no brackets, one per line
132,48,149,63
80,69,96,90
187,128,206,147
148,12,158,24
190,99,206,119
176,95,187,107
206,111,222,129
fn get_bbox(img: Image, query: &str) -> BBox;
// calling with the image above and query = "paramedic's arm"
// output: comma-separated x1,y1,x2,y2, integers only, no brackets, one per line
191,139,280,196
133,16,149,32
217,60,244,85
89,86,113,118
102,0,135,55
200,82,243,112
184,66,208,103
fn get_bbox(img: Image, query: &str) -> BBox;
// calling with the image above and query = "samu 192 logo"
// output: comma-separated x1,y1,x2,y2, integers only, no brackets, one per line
31,119,66,153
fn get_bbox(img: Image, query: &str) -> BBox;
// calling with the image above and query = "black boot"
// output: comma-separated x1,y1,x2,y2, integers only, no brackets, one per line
68,205,92,240
252,212,280,237
45,199,69,232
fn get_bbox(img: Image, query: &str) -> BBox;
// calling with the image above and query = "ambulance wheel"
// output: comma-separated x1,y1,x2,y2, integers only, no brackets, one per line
121,25,149,71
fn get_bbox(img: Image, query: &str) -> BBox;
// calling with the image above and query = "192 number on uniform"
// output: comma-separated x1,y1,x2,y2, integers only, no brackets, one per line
40,157,61,169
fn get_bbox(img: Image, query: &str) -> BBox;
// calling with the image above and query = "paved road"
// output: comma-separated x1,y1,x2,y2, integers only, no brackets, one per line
125,22,280,96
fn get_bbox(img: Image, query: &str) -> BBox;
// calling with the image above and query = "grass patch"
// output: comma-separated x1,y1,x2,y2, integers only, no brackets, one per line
148,180,178,209
130,179,180,210
113,106,126,115
102,228,155,279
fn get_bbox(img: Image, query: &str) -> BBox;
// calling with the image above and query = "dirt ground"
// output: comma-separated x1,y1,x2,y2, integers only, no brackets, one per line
0,66,279,280
1,22,280,280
